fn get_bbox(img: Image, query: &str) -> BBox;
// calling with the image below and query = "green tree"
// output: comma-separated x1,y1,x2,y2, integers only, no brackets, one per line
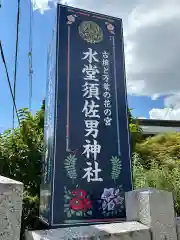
36,99,45,130
133,152,180,215
134,132,180,215
128,108,142,151
0,106,45,238
135,132,180,168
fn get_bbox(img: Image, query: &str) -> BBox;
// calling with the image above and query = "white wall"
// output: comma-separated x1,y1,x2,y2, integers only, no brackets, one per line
141,125,180,134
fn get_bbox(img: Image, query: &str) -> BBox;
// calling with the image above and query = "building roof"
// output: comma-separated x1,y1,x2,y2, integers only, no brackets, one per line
138,119,180,135
138,119,180,127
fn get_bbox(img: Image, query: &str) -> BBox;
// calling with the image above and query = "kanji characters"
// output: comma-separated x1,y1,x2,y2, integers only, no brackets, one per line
103,82,110,91
81,48,116,183
82,100,100,118
82,64,99,81
82,82,100,100
104,99,111,108
104,117,112,126
102,51,109,59
102,59,109,66
102,50,112,126
103,74,109,82
82,161,103,182
85,120,99,138
82,48,99,63
82,139,101,161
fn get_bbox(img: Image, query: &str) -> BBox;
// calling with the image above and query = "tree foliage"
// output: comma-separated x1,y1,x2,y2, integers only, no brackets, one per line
0,108,44,193
0,103,45,238
134,132,180,215
135,132,180,168
128,108,142,151
133,152,180,215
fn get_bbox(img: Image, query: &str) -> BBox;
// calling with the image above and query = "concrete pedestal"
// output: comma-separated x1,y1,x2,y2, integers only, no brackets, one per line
126,188,177,240
0,176,23,240
25,221,150,240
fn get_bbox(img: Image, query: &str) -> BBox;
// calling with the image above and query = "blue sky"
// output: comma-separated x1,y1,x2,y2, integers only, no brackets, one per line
1,0,180,132
1,0,56,132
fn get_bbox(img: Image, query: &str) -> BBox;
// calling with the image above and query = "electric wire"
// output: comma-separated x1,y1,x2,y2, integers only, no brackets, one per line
28,0,33,112
0,41,20,126
12,0,21,129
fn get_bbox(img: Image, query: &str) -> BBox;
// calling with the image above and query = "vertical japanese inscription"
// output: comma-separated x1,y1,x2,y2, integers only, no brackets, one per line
102,51,112,126
82,48,103,183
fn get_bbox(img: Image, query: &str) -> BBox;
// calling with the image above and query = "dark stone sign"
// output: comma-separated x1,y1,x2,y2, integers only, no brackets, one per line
40,4,132,227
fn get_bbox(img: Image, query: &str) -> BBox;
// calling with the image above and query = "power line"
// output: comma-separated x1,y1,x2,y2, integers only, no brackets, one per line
0,41,20,126
1,41,32,147
13,0,21,129
28,0,33,112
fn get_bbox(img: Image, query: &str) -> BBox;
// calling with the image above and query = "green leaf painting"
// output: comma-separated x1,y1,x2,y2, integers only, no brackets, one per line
64,154,77,180
110,156,122,181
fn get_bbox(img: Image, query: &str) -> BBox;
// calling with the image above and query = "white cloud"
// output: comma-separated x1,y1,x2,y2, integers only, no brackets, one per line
31,0,70,13
137,117,147,119
33,0,180,94
31,0,135,17
149,94,180,120
164,95,180,109
125,0,180,98
149,108,180,120
31,0,51,13
148,92,180,120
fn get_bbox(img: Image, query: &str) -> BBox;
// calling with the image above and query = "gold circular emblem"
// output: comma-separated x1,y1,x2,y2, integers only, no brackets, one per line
79,21,103,44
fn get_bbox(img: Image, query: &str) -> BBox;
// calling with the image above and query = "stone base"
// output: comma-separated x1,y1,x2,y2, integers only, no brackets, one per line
25,221,150,240
176,217,180,240
0,176,23,240
126,188,177,240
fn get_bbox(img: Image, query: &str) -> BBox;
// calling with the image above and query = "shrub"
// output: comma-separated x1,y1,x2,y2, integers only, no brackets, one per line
0,107,44,238
133,152,180,215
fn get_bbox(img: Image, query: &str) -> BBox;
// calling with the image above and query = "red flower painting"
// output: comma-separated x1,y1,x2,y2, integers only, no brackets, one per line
64,186,93,218
70,198,84,210
83,198,92,210
70,189,92,211
72,189,86,199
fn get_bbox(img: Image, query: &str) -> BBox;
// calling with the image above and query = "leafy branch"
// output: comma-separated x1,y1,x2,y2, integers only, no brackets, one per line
110,156,122,182
64,154,77,181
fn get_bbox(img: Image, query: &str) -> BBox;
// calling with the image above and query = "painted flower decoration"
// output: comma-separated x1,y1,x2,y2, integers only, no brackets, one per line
99,187,124,217
64,186,93,218
105,22,115,34
114,195,123,205
67,15,77,25
83,198,92,210
72,189,86,198
101,188,114,202
107,200,115,211
70,189,92,211
114,189,119,196
67,15,75,22
102,200,107,210
107,23,114,31
70,198,84,210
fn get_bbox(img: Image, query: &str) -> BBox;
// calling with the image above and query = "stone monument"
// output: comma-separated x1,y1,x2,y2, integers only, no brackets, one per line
0,175,23,240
